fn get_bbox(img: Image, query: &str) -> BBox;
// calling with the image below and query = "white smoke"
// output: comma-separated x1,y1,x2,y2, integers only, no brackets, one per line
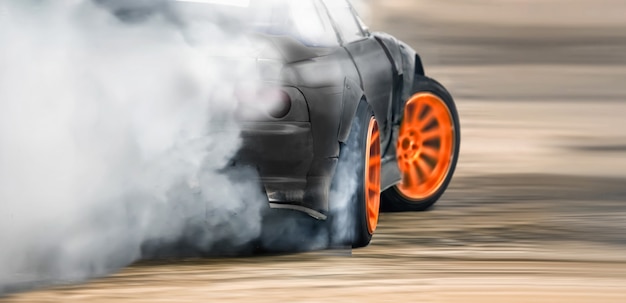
0,0,372,293
0,0,273,290
328,122,361,247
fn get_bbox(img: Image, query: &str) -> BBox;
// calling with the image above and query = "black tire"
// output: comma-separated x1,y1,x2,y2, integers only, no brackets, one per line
381,76,460,212
329,99,381,248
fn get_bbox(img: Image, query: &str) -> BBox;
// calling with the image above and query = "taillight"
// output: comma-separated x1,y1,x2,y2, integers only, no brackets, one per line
258,88,291,119
235,86,292,119
267,90,291,119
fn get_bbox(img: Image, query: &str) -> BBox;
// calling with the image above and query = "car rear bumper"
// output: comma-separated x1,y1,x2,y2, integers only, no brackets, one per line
235,121,335,218
237,121,314,178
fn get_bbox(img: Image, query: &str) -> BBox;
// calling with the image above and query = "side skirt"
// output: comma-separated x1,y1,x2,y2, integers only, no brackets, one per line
269,203,328,220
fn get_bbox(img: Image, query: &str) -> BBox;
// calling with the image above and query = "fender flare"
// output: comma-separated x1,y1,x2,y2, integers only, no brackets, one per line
396,45,425,124
337,77,365,143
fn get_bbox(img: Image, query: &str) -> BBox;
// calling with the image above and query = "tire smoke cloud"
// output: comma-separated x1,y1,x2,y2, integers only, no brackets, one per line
0,0,369,294
0,0,275,292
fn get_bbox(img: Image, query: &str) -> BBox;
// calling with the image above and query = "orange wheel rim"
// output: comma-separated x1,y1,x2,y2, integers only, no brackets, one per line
395,93,455,201
365,117,381,234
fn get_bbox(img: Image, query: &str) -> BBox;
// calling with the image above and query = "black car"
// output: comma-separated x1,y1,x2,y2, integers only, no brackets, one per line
104,0,461,249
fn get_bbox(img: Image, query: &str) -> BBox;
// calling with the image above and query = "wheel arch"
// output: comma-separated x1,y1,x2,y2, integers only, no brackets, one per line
338,77,366,143
397,43,426,123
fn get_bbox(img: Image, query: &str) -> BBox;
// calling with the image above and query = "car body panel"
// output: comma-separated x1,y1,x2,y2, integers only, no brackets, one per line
98,0,432,217
343,37,395,149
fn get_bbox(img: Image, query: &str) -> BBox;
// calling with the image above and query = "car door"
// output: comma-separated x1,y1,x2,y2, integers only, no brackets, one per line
321,0,395,148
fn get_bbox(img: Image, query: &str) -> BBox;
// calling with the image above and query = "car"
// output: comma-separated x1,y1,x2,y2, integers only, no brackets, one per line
103,0,461,249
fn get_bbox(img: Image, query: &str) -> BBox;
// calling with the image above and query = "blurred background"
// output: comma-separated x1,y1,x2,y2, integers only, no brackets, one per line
4,0,626,302
370,0,626,177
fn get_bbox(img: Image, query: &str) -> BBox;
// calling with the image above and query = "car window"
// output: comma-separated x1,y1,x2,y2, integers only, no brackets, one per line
321,0,365,44
289,0,338,47
170,0,338,48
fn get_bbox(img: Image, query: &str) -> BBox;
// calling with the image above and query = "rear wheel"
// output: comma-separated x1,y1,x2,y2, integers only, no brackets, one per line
330,100,381,248
382,76,460,212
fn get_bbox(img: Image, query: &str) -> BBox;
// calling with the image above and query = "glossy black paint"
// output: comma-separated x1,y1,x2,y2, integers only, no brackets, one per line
97,0,427,218
236,1,427,217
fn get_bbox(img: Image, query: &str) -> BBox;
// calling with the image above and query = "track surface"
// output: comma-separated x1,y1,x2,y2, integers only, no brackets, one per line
4,1,626,302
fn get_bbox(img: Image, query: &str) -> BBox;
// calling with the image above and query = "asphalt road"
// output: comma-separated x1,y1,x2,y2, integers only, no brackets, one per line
3,0,626,302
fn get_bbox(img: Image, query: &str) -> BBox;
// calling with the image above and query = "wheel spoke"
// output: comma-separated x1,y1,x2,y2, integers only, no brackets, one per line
409,163,421,185
405,102,417,124
419,112,436,130
368,183,379,194
412,100,424,124
368,156,381,168
403,164,420,187
417,157,433,177
421,146,440,159
370,166,380,183
402,172,412,187
421,129,441,142
415,99,426,122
